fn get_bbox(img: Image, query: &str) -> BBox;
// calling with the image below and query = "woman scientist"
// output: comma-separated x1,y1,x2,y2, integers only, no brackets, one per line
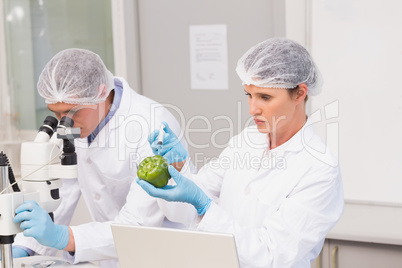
138,37,344,267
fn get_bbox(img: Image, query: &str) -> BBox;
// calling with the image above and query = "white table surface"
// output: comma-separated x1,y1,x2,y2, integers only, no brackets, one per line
1,255,99,267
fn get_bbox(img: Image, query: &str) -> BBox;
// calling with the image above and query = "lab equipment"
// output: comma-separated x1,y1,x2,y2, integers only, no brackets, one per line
0,115,80,268
19,116,80,216
155,124,164,156
157,124,164,146
147,122,188,164
137,165,211,215
0,152,18,268
111,224,240,268
0,152,19,193
235,37,323,95
37,49,114,105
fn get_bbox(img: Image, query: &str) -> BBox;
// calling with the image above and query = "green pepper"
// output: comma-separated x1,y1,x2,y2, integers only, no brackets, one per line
137,155,171,188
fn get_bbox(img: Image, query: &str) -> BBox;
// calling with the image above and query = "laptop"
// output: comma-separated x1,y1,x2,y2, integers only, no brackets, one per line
111,224,240,268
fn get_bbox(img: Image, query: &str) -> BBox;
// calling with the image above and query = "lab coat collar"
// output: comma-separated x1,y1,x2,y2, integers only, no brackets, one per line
75,77,135,150
93,77,134,148
104,77,133,132
269,117,315,157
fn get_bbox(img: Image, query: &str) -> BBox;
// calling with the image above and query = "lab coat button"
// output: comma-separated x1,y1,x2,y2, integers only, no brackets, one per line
94,193,101,200
87,159,92,164
244,187,251,195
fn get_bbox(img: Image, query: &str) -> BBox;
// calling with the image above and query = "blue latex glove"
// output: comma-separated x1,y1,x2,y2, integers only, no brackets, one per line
12,247,29,258
13,200,69,250
0,247,29,260
148,122,188,164
137,165,212,215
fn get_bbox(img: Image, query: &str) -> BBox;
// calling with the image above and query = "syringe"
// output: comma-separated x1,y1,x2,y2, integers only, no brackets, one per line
157,124,165,146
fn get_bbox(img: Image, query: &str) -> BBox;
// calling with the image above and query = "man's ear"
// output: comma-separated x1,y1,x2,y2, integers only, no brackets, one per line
97,84,109,99
295,83,308,104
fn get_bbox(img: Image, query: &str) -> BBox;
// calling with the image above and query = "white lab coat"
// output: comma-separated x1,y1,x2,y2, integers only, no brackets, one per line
14,77,192,267
187,119,344,268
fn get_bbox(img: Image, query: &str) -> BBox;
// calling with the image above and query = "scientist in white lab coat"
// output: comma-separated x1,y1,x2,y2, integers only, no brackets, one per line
138,38,345,267
12,48,190,267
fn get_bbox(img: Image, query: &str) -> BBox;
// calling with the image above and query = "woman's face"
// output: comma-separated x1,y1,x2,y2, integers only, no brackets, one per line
244,84,301,136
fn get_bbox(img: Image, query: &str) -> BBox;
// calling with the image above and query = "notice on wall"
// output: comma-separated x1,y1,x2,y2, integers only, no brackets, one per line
189,24,229,90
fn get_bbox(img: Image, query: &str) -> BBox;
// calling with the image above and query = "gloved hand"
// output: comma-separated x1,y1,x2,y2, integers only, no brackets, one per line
137,165,212,215
0,246,29,260
148,122,188,164
12,247,29,258
13,200,69,250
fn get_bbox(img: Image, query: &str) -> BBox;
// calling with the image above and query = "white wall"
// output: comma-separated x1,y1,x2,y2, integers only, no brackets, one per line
308,0,402,205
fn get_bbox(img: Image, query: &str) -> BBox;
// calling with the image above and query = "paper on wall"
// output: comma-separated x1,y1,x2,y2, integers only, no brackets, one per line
189,24,229,90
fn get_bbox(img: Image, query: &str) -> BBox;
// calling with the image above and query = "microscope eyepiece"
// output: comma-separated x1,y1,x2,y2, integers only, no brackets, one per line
36,116,59,141
59,116,75,128
44,116,59,131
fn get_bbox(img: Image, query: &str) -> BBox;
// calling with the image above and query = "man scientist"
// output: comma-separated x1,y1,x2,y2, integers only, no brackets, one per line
10,48,190,267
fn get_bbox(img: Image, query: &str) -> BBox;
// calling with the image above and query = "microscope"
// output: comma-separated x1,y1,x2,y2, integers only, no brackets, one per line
0,116,80,268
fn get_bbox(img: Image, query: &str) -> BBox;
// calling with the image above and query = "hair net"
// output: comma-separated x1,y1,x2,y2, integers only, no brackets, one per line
37,48,115,104
236,37,323,95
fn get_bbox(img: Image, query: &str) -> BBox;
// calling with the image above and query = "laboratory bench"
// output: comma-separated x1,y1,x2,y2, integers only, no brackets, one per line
0,256,98,267
312,201,402,268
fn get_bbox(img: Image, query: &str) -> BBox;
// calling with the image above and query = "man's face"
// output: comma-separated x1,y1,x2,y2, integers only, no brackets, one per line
47,102,101,138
